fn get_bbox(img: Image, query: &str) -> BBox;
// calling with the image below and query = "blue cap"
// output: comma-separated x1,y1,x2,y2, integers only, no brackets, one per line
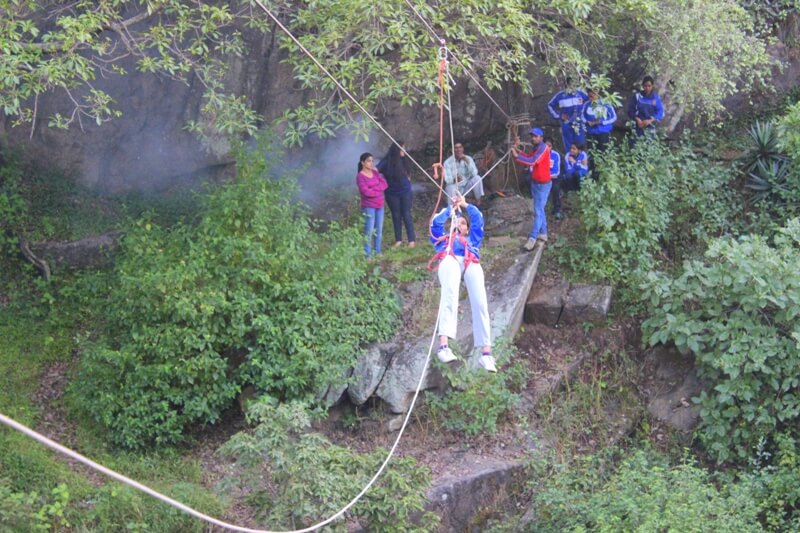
529,127,544,136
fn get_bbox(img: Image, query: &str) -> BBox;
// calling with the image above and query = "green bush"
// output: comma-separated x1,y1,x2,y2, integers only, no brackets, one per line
531,448,762,532
563,139,738,293
0,156,27,257
76,135,399,448
427,343,524,436
0,481,71,532
643,219,800,463
737,433,800,532
219,398,438,532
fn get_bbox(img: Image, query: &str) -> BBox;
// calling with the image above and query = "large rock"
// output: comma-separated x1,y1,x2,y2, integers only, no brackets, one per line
427,455,526,533
524,280,569,326
30,231,123,272
348,342,396,406
644,345,704,433
368,242,544,414
560,284,612,325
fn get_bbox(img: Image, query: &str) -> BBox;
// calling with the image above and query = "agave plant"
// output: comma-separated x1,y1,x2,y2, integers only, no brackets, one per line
737,120,789,175
746,157,792,204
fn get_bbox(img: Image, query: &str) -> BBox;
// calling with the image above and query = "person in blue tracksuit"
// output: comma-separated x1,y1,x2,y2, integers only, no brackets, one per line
563,143,589,191
627,75,664,140
547,79,588,153
545,139,564,220
583,88,617,154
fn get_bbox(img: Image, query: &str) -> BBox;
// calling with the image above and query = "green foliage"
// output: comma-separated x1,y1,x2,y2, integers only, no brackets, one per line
562,139,739,293
638,0,773,122
219,398,438,532
75,135,399,448
0,155,27,257
735,433,800,531
0,0,254,140
0,481,71,532
643,219,800,463
531,448,763,532
427,344,524,436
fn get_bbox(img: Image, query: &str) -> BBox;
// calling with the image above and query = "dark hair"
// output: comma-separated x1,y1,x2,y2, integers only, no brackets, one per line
571,142,585,151
381,142,410,180
544,137,554,144
642,75,655,85
358,152,373,173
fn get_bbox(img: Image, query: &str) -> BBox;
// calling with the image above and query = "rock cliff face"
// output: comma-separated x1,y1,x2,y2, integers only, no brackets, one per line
1,17,798,192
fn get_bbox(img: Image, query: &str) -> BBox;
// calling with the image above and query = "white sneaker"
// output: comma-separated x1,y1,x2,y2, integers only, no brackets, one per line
479,355,498,373
437,346,457,363
523,238,537,251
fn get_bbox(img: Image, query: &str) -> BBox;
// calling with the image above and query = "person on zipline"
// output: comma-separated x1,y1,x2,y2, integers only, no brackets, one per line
356,152,389,258
429,194,496,373
443,142,484,206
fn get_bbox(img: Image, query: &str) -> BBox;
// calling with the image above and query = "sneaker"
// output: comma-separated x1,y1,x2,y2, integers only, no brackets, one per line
437,346,457,363
408,241,416,248
393,241,403,248
479,354,498,373
537,234,548,242
523,238,537,251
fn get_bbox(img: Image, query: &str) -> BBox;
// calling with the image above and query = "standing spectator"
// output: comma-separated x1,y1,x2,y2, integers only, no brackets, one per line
547,78,588,153
429,194,496,372
377,142,416,248
443,142,484,205
356,152,388,258
583,87,617,154
512,127,552,251
627,75,664,140
546,138,564,220
563,143,589,191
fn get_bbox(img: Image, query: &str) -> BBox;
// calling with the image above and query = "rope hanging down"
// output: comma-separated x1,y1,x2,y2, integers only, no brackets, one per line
402,0,512,122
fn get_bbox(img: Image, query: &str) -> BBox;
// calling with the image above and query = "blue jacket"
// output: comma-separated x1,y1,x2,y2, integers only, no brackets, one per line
564,151,589,178
549,150,561,178
547,89,589,124
430,204,483,260
627,91,664,122
583,101,617,135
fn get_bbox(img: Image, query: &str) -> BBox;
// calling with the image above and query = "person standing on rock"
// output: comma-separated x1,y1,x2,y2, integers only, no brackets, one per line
377,142,417,248
356,152,388,258
429,194,496,372
512,127,552,251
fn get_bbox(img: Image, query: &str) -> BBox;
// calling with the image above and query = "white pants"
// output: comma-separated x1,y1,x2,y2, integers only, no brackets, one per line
437,254,491,348
445,176,484,202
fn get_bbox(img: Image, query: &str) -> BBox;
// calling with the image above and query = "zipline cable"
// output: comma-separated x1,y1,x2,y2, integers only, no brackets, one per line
251,0,457,201
402,0,512,122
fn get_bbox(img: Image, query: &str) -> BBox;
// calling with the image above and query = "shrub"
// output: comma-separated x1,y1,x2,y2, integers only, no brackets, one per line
531,448,762,532
563,139,739,294
427,343,525,436
643,219,800,462
0,157,27,258
219,398,438,532
76,135,399,448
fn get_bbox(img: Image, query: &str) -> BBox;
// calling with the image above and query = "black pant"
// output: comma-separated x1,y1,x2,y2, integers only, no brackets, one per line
385,189,416,243
586,133,610,180
549,176,562,215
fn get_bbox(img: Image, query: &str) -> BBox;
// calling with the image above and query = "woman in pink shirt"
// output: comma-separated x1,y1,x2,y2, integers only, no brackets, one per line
356,152,389,258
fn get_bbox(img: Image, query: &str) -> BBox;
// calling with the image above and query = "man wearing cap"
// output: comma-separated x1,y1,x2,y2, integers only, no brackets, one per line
512,128,552,251
443,142,484,205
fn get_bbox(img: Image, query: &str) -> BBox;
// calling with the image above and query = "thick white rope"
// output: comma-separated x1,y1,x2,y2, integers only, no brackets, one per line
0,304,444,533
402,0,512,122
